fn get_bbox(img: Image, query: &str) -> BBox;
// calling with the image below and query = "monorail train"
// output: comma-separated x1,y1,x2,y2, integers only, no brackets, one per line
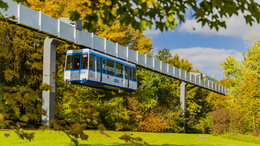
64,49,137,91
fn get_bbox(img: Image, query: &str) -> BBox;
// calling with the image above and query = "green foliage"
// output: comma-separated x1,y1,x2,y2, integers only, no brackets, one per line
0,0,8,11
0,83,51,141
67,0,260,32
6,0,259,33
0,19,50,141
162,107,184,133
196,117,211,134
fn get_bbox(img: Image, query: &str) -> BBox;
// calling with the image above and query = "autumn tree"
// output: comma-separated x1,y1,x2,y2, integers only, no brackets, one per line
0,18,50,140
221,34,260,133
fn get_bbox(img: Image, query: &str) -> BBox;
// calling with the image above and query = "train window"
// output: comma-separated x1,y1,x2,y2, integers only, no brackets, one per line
107,59,114,75
89,54,95,70
81,54,88,69
102,59,106,73
97,57,100,72
133,68,136,81
116,62,123,78
73,55,80,69
66,55,73,70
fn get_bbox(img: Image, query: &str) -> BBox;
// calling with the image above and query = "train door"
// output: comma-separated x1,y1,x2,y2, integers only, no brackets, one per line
71,54,81,81
125,66,130,88
96,56,101,82
89,54,95,81
102,58,106,83
99,57,102,82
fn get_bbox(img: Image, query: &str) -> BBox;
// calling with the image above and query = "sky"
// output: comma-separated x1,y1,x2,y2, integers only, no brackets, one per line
144,12,260,80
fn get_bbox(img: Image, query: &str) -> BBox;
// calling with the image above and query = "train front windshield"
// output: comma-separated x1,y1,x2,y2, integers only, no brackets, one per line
65,54,89,70
66,55,73,70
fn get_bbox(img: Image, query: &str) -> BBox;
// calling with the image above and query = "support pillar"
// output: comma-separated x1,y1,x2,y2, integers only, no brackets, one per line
42,37,58,126
180,82,187,133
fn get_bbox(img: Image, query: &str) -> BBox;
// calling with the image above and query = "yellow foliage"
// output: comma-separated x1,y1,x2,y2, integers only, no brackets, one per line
95,20,153,55
221,33,260,131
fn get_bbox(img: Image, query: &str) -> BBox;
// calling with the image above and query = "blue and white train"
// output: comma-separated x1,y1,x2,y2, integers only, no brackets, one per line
64,49,137,91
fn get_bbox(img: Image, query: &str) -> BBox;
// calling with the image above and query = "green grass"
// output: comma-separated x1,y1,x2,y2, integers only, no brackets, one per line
0,130,259,146
223,133,260,144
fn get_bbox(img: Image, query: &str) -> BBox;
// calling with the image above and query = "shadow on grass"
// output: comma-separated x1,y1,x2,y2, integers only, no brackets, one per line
74,144,196,146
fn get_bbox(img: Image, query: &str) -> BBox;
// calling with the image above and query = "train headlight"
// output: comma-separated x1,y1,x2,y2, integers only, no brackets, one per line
82,78,87,80
65,79,69,81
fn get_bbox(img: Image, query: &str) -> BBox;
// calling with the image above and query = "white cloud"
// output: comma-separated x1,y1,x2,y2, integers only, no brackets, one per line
143,29,162,36
179,13,260,38
170,47,243,80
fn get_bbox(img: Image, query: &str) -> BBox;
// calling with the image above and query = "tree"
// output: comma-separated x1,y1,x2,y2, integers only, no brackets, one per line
136,48,214,133
221,34,260,133
0,0,8,10
66,0,260,32
206,78,233,110
0,18,51,141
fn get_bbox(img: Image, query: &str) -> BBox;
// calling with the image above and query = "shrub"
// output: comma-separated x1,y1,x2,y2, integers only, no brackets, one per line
229,110,244,133
252,117,260,136
210,108,230,135
161,107,184,133
137,111,169,132
210,108,245,135
194,115,211,134
252,129,260,136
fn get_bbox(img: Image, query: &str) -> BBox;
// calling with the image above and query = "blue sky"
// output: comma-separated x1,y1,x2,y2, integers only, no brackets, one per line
144,13,260,80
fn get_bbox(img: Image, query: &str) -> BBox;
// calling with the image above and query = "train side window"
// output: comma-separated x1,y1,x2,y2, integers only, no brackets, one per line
81,54,88,69
66,55,73,70
73,55,80,69
116,62,123,78
133,68,136,81
102,59,106,73
89,54,95,70
107,59,114,75
97,57,100,72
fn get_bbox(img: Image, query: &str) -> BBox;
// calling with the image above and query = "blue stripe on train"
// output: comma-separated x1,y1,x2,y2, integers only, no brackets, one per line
65,79,136,91
64,70,137,82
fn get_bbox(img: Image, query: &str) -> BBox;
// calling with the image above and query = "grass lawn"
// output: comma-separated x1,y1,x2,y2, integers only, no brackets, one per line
0,130,259,146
